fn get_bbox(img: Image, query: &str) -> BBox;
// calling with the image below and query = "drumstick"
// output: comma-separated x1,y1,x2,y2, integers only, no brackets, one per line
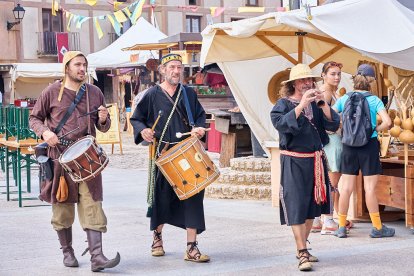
150,111,163,159
78,105,113,118
151,110,163,131
176,128,211,138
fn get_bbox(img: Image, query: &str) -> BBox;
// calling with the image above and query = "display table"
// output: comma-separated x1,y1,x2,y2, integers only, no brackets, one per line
355,158,414,228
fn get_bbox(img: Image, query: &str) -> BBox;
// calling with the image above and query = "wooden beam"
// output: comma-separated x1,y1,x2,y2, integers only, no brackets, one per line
256,35,298,65
306,33,341,45
298,35,303,63
309,44,345,68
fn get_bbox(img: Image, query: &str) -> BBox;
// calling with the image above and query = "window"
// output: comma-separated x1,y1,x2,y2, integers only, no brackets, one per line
42,9,63,32
231,18,245,22
246,0,258,6
41,9,63,55
186,16,201,33
188,0,198,5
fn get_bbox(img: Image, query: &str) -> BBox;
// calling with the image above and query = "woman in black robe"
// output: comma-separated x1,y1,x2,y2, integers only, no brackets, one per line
270,64,340,271
130,53,210,263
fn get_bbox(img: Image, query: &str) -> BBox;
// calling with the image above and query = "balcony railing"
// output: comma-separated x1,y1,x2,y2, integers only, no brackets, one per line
36,32,81,56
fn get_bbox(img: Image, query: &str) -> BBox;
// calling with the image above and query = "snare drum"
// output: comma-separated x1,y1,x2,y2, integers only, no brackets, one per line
155,136,220,200
59,136,109,182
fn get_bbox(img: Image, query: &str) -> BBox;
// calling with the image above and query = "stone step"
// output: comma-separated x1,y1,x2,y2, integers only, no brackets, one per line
205,183,271,200
230,156,271,172
216,170,271,186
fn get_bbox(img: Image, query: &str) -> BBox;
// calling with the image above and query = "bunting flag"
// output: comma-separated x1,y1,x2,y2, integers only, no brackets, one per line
76,16,90,29
238,7,265,13
210,7,225,17
114,1,123,11
114,10,128,23
52,0,59,16
123,6,132,18
66,13,74,31
85,0,98,6
107,14,122,36
60,0,285,40
130,0,145,25
94,17,104,39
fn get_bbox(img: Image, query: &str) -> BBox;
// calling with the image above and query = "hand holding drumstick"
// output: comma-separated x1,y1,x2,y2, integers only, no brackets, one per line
176,127,211,139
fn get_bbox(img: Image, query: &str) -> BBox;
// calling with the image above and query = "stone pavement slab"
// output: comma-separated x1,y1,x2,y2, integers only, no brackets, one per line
1,167,413,276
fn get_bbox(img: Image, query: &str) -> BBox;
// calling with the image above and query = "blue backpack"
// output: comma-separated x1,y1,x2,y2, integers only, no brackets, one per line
341,92,373,147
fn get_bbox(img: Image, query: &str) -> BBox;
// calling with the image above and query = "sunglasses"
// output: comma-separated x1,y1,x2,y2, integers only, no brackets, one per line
322,62,343,73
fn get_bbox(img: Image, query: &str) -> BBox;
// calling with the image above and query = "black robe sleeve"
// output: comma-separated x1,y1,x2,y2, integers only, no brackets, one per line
130,88,154,144
270,98,308,135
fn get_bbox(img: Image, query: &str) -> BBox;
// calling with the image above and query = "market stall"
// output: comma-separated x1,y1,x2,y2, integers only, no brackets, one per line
200,0,414,227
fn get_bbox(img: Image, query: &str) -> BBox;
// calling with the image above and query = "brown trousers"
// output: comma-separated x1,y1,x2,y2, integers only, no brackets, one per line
51,181,107,232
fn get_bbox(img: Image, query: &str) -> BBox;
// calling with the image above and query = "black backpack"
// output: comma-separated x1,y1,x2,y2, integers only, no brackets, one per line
341,92,373,147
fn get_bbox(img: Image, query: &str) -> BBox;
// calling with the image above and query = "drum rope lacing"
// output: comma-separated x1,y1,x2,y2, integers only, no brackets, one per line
147,87,182,211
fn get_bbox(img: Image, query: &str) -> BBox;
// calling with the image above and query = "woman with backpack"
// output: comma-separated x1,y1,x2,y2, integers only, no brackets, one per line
332,63,394,238
312,61,353,235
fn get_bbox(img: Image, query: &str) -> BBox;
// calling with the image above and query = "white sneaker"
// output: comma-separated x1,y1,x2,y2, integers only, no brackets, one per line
311,217,322,233
321,218,338,235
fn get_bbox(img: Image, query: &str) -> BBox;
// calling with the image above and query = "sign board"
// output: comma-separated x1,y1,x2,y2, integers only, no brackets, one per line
96,103,123,154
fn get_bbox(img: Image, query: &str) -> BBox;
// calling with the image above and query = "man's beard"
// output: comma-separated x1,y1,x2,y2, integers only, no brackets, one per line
68,72,85,83
166,75,180,86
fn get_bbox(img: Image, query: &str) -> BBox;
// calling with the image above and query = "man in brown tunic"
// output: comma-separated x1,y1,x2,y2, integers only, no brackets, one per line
29,51,120,272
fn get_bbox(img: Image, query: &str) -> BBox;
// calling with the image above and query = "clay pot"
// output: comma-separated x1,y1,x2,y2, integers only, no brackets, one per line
402,118,414,131
399,130,414,143
390,126,402,137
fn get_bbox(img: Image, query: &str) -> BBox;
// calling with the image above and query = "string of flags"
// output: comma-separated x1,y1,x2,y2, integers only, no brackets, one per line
52,0,289,40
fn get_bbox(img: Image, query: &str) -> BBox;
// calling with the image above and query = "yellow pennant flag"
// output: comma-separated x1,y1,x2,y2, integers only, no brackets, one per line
238,7,265,13
52,0,56,16
66,13,73,31
114,10,128,23
94,18,104,39
114,1,122,11
131,0,145,24
85,0,97,6
210,7,217,16
123,7,132,18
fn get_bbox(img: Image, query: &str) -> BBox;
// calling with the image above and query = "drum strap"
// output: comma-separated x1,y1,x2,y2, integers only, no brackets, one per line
159,85,189,127
54,84,87,135
180,84,195,128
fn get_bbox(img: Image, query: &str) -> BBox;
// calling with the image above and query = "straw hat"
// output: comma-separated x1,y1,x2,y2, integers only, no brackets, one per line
59,51,88,101
281,64,322,84
267,69,290,104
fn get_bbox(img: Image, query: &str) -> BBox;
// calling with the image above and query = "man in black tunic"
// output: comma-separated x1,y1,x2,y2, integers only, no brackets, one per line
130,54,209,262
270,64,340,271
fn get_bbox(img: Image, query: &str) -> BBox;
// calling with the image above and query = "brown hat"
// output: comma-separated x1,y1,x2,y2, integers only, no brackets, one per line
268,69,290,104
281,63,322,84
59,51,88,101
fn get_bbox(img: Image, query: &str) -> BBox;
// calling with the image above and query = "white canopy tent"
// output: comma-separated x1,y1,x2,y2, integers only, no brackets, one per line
200,0,414,152
9,63,63,101
9,63,99,102
87,17,167,69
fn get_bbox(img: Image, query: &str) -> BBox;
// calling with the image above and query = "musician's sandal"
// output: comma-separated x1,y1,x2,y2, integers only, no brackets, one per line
296,250,319,262
184,241,210,263
151,230,165,257
297,249,313,271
